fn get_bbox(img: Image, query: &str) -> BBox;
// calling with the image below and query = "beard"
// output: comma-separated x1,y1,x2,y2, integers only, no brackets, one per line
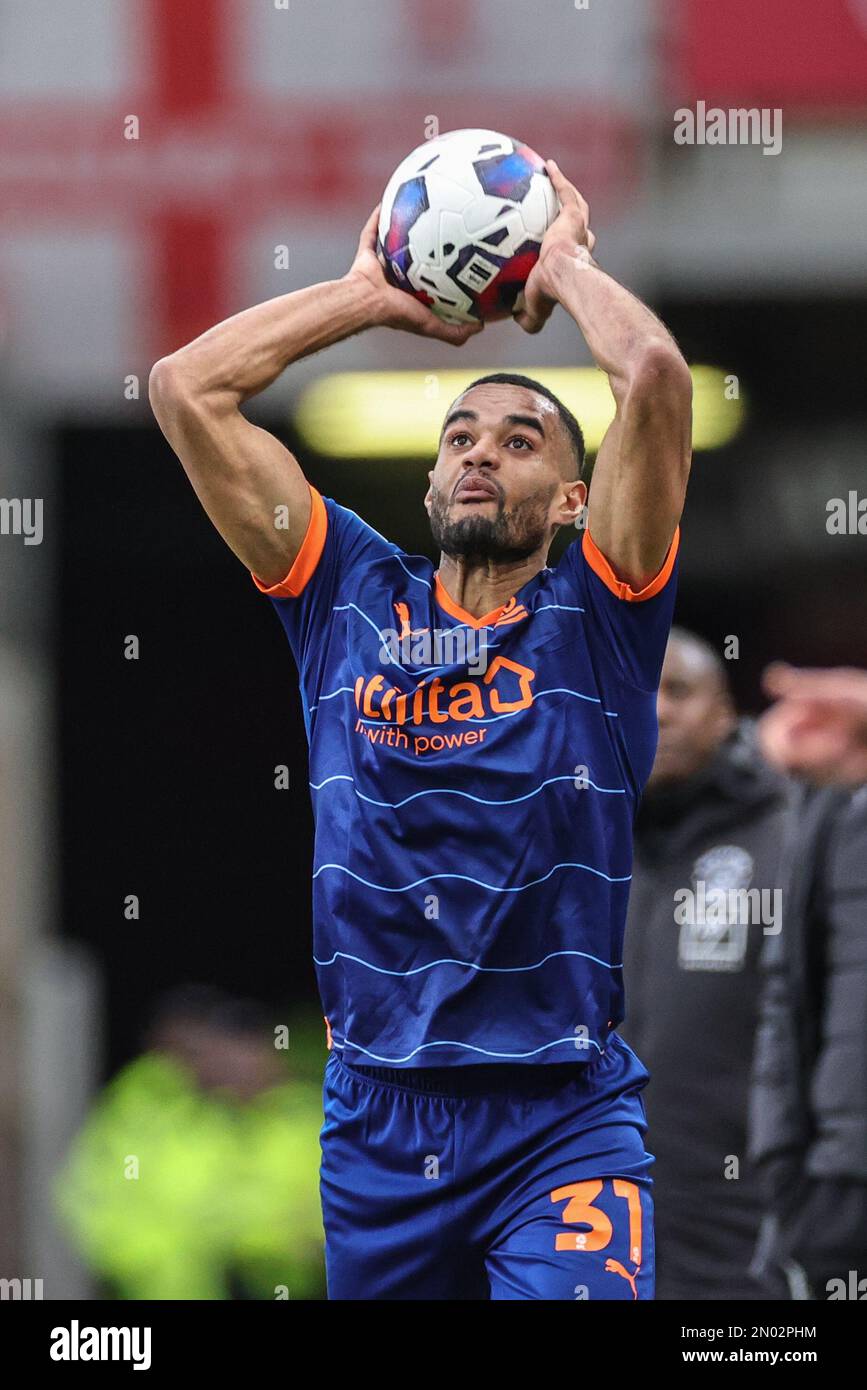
428,481,554,563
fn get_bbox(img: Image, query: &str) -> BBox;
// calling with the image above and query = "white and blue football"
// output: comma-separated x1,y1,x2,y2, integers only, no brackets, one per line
376,128,559,325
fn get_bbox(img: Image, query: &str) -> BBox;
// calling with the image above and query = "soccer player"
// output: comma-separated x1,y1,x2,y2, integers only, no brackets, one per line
149,161,693,1300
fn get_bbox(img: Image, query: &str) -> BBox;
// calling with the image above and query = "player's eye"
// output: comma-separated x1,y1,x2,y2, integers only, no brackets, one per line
448,431,472,447
507,435,533,449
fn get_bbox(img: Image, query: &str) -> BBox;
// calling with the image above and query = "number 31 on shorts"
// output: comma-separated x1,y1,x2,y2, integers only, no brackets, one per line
550,1178,644,1265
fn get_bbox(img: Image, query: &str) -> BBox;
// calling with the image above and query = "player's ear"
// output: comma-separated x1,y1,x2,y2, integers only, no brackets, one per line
557,478,587,527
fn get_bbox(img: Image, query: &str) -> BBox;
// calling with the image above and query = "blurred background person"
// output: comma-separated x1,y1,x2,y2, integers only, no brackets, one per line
749,668,867,1299
54,985,326,1300
620,628,792,1298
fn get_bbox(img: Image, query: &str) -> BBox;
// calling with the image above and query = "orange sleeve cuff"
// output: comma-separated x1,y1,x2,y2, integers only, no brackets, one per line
581,525,680,602
251,486,328,599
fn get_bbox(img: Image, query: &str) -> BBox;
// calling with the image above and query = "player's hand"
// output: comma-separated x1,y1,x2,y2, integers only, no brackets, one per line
513,160,596,335
344,204,484,346
757,662,867,785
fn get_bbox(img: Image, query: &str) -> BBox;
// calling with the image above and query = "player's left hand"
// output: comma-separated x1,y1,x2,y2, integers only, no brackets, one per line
513,160,596,335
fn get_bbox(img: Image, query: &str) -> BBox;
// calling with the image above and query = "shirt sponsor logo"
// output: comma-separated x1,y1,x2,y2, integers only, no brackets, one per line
353,656,536,758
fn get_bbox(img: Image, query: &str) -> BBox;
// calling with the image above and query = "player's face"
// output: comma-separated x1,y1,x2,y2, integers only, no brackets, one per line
651,643,735,785
425,385,584,562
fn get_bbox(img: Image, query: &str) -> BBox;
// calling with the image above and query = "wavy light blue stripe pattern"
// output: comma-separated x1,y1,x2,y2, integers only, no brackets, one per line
329,1033,604,1063
310,772,625,802
314,946,621,975
312,860,630,892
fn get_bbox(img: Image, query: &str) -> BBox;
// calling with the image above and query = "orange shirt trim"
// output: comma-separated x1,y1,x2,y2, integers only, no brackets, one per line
434,573,513,629
581,525,680,602
251,485,328,599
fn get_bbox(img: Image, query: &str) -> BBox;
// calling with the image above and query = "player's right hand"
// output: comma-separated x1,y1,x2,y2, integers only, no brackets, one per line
344,205,484,345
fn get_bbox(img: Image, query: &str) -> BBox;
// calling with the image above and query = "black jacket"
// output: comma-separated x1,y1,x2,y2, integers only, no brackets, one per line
621,722,791,1291
749,783,867,1205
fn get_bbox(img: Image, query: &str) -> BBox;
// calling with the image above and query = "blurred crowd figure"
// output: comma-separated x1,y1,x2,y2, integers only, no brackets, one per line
623,640,867,1301
55,985,326,1300
750,664,867,1298
621,629,791,1298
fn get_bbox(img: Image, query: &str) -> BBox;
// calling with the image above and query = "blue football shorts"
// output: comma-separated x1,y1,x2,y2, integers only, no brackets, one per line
319,1030,655,1300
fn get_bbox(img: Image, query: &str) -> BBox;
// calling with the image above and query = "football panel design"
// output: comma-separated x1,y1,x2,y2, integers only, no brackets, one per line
473,143,544,202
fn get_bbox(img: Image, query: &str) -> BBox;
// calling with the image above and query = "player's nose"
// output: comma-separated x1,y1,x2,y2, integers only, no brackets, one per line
460,443,499,469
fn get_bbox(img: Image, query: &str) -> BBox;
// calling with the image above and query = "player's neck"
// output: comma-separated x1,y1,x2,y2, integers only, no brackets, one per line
436,551,546,620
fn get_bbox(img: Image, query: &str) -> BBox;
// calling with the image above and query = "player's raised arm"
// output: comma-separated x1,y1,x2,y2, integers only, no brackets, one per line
148,206,482,587
515,161,693,591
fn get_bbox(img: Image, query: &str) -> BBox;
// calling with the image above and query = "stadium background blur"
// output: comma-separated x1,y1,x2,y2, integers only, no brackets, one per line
1,0,865,1296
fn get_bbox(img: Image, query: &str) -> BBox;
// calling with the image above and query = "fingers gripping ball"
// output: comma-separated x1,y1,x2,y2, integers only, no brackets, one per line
376,128,559,325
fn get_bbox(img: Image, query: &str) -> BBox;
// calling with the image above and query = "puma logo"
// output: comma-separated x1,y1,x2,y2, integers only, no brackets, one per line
393,601,427,641
605,1258,639,1299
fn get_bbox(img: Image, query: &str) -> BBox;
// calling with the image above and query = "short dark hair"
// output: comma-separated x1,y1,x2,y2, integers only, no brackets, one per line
457,372,586,481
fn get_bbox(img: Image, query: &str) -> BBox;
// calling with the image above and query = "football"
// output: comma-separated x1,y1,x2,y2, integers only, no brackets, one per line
376,128,559,325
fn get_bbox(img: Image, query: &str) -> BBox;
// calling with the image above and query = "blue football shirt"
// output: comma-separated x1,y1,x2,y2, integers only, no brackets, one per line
254,485,679,1068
